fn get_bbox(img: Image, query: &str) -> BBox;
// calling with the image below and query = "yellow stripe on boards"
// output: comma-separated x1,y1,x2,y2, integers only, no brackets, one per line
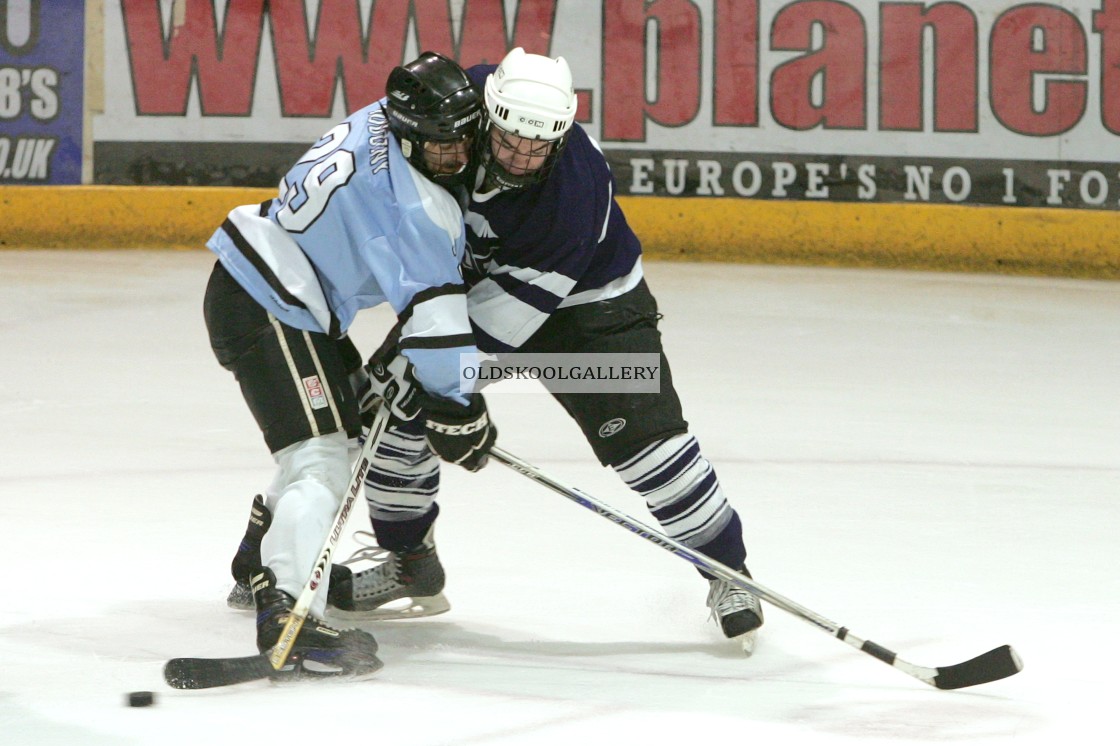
2,186,1117,279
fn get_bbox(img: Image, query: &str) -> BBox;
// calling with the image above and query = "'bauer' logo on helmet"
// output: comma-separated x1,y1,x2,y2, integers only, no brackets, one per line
384,51,484,188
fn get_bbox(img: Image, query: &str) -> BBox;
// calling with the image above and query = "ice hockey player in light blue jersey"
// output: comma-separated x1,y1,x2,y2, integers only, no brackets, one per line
201,52,496,681
208,79,472,404
325,48,764,655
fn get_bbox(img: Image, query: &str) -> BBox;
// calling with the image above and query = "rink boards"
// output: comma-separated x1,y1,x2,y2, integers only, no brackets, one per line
1,185,1117,280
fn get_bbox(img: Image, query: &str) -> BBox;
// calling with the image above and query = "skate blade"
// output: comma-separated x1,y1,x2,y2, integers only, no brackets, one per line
329,592,450,621
269,655,385,684
735,629,758,657
226,582,254,611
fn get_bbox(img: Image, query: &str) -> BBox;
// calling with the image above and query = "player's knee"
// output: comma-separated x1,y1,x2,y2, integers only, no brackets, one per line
273,432,352,497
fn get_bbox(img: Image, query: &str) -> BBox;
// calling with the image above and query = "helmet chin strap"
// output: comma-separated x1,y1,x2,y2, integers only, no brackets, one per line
468,163,502,198
480,162,525,193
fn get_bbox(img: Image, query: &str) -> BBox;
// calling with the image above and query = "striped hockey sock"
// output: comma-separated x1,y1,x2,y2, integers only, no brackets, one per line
363,421,440,527
612,433,746,572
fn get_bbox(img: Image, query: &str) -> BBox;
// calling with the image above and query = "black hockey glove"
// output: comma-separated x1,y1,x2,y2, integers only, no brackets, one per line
417,392,496,472
353,348,421,422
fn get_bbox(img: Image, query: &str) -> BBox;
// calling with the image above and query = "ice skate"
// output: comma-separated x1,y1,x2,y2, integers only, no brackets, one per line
328,529,450,621
252,568,382,680
226,494,270,610
706,567,764,655
225,495,353,611
230,567,353,611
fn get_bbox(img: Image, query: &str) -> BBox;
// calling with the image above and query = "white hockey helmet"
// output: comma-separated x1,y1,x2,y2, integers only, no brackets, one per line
484,47,577,141
479,48,577,188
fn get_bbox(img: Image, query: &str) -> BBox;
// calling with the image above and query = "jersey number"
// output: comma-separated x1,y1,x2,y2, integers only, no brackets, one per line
276,122,356,232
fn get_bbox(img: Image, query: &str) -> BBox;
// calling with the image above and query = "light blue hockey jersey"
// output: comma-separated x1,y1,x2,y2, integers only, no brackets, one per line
206,102,475,403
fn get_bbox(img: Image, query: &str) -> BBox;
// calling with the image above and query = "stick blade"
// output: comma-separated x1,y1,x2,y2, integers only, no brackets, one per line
164,654,273,690
932,644,1023,690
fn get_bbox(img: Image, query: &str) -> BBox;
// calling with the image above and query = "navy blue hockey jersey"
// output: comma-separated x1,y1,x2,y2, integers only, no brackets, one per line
463,65,643,352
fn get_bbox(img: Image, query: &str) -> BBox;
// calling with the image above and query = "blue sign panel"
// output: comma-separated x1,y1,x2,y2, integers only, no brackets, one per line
0,0,84,183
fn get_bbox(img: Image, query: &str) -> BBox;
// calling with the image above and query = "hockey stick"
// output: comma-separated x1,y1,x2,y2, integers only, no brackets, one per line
490,446,1023,690
164,405,390,690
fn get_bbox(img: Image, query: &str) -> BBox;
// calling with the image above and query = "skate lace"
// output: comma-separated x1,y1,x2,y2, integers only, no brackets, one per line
305,614,347,636
264,594,348,640
340,531,392,566
706,579,755,622
341,531,404,597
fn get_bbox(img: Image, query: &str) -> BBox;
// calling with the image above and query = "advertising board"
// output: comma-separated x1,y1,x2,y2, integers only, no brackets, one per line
93,1,1120,208
0,0,85,185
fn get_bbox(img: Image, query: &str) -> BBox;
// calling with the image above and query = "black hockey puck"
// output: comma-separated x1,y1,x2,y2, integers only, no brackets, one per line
127,691,155,707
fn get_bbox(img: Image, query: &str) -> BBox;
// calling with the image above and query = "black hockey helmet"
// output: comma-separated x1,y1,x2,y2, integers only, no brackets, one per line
384,51,483,187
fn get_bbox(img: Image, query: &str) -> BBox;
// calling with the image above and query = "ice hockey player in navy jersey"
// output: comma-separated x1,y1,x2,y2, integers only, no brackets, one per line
324,48,764,653
203,52,497,679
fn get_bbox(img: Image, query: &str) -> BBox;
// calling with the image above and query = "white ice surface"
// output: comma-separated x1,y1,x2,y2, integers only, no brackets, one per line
1,251,1117,745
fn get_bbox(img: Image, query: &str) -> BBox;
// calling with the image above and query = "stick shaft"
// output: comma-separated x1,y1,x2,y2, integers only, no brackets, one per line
491,447,834,627
491,446,1020,689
